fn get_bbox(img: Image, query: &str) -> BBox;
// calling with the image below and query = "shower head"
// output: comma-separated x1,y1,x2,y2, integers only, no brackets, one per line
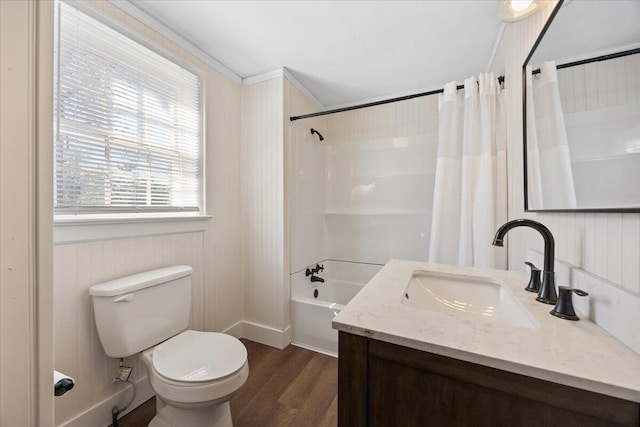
310,128,324,142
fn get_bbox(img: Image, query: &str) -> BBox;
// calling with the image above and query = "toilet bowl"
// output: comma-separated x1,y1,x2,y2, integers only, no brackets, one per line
89,266,248,427
141,330,249,427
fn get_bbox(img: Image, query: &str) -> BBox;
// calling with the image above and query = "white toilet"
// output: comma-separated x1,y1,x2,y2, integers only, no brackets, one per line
89,265,248,427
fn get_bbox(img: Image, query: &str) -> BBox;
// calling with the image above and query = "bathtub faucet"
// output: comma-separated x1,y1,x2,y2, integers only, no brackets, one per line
310,275,325,283
305,264,324,276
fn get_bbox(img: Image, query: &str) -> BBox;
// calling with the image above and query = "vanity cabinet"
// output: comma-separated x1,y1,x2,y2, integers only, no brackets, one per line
338,332,640,427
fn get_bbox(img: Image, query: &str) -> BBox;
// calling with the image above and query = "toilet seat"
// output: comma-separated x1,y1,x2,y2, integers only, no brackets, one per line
141,330,249,409
153,330,247,384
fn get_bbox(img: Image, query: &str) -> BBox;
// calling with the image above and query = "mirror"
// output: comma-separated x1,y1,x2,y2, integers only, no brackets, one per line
523,0,640,212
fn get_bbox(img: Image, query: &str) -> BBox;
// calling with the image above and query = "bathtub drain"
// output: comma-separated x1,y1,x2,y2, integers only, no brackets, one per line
314,289,318,298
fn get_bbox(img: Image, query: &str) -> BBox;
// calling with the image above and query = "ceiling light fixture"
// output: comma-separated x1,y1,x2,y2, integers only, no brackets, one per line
511,0,534,12
498,0,538,23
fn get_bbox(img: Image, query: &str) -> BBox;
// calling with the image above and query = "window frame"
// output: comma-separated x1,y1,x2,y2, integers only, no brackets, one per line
53,0,207,226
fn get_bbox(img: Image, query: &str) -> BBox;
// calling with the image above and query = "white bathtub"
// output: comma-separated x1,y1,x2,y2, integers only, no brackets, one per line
291,260,381,356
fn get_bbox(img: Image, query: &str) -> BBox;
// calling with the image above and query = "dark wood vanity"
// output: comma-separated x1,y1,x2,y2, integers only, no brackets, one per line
338,332,640,427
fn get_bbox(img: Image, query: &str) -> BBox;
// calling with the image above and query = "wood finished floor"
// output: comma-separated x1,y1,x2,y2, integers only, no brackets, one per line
116,339,338,427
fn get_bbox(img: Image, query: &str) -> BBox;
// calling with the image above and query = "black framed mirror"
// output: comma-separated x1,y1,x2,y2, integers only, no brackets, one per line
523,0,640,212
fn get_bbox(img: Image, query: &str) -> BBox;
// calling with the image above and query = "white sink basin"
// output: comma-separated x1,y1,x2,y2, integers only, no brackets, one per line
402,271,538,329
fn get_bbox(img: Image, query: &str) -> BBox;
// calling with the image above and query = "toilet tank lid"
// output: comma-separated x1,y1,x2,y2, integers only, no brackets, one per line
89,265,193,297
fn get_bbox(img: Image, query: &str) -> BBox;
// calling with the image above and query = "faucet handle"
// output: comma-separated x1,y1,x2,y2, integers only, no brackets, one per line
524,262,541,293
524,261,539,271
550,286,589,321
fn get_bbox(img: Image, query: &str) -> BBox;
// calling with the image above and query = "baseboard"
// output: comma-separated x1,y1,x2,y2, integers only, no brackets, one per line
221,320,244,339
291,341,338,358
59,375,154,427
241,321,292,349
283,324,292,348
222,320,292,349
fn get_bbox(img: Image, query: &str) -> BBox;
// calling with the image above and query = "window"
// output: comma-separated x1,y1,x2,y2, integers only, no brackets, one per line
54,2,202,217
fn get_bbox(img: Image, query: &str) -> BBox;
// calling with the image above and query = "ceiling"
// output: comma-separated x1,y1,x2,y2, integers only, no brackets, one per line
128,0,504,108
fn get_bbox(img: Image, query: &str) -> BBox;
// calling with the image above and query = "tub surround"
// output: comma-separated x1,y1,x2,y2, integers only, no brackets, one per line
332,259,640,403
291,260,382,355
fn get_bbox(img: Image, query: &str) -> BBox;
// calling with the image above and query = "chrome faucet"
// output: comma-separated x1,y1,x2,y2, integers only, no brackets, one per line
492,219,557,304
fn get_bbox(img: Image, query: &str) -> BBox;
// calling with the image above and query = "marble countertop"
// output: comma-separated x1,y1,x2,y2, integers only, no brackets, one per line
332,259,640,403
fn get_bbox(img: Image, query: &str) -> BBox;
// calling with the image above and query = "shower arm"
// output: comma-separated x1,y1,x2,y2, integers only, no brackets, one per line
310,128,325,141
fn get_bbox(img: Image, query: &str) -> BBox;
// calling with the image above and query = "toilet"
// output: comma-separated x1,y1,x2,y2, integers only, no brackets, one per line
89,265,248,427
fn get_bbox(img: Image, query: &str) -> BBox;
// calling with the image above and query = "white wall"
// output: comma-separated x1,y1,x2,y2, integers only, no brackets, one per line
240,75,323,346
1,2,55,425
52,2,243,425
54,234,205,425
240,77,288,346
496,2,640,295
557,54,640,116
1,1,39,425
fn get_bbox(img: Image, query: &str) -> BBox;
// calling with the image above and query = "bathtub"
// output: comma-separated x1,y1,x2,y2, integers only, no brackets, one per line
291,260,382,356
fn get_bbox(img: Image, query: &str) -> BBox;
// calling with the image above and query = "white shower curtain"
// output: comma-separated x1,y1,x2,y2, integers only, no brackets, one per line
526,61,576,209
428,73,507,269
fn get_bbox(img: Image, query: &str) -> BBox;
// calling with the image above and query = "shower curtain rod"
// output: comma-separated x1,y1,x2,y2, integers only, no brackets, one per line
530,46,640,76
289,75,505,121
290,46,640,122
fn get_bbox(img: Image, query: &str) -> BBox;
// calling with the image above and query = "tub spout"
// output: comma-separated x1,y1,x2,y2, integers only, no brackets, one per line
310,275,325,283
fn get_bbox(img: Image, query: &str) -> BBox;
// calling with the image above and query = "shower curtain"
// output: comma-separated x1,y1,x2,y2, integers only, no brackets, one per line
428,73,507,269
526,61,576,209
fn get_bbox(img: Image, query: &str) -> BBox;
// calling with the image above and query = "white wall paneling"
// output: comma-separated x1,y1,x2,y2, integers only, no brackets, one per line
51,1,243,425
621,215,640,294
54,233,205,426
0,1,39,424
558,54,640,116
2,2,57,425
204,61,243,336
495,1,640,325
239,75,323,344
241,77,288,340
572,268,640,355
54,217,210,245
37,1,56,424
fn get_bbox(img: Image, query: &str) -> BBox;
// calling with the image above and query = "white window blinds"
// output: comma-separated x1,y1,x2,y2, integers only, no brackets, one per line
55,3,202,214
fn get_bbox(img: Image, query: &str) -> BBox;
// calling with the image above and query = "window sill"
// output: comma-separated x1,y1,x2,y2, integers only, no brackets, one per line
54,215,211,245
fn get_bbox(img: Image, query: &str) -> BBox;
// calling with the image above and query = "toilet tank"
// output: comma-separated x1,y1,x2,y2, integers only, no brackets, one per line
89,265,192,358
